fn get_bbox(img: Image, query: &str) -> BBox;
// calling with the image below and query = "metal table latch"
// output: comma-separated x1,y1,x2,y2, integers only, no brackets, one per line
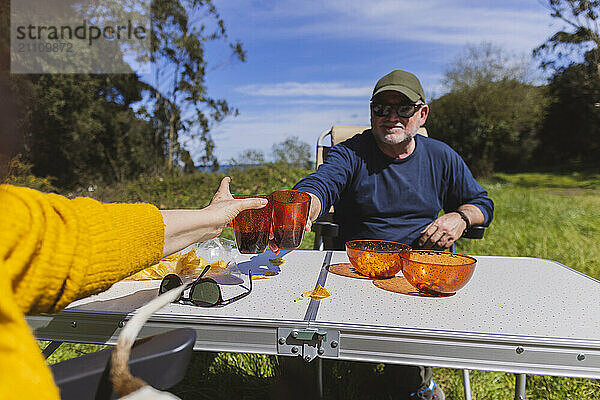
277,327,339,362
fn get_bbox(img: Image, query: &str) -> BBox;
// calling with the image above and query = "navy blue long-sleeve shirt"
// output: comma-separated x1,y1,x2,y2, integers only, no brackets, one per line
294,130,494,248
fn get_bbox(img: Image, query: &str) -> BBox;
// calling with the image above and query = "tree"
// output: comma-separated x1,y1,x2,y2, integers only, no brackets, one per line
537,62,600,167
533,1,600,168
150,0,246,172
1,0,245,187
534,0,600,72
427,43,546,176
271,136,312,169
229,149,266,167
25,74,161,187
444,42,533,90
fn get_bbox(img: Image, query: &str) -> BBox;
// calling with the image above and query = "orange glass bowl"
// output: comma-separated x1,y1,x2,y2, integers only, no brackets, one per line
345,240,411,278
399,250,477,295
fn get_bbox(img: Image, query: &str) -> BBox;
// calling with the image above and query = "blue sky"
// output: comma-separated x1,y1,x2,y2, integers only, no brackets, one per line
176,0,560,164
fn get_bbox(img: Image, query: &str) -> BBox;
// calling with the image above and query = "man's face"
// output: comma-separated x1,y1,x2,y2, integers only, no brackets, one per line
370,91,428,146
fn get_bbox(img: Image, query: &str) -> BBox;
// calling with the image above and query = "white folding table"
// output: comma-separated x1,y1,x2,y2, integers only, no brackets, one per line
27,250,600,399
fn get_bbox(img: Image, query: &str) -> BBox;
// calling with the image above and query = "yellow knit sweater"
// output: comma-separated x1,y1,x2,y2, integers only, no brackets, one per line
0,184,165,400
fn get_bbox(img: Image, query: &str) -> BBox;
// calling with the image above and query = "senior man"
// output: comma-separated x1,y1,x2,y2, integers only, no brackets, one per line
289,70,494,400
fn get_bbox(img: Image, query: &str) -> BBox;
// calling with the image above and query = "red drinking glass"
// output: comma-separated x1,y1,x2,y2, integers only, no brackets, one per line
271,190,311,250
232,194,272,254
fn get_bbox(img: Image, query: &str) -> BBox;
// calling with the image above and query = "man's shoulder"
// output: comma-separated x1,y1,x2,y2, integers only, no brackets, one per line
328,129,373,156
340,129,372,146
417,134,460,158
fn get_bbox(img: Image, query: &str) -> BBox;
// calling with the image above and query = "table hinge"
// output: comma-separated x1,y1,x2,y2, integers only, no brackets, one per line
277,327,339,362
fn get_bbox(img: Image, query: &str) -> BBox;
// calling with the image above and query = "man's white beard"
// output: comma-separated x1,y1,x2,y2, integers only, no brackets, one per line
380,125,418,145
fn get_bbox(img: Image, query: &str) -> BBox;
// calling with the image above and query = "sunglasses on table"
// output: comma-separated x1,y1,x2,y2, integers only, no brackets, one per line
370,102,423,118
159,265,253,307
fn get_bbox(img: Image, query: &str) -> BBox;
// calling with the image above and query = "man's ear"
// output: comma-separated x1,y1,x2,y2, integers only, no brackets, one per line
419,104,429,125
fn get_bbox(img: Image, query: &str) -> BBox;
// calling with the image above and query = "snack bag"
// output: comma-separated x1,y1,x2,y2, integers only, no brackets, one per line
192,237,240,277
126,238,237,280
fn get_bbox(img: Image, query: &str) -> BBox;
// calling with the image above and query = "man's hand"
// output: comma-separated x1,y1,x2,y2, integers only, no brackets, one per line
418,205,484,250
418,213,466,250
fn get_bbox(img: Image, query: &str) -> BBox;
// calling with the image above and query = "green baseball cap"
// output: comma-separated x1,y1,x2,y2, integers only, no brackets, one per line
371,70,425,103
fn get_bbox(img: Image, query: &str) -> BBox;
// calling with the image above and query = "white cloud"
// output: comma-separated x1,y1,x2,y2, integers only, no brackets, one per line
215,0,556,54
236,82,371,97
200,106,369,164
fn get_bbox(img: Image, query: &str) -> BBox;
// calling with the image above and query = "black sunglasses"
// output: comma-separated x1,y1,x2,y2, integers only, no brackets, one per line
159,265,253,307
371,102,423,118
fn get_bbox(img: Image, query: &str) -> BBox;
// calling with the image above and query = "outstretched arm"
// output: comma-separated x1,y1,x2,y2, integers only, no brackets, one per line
161,177,267,256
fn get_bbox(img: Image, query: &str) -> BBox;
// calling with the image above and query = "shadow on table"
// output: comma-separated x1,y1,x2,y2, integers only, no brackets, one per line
68,288,159,313
328,263,450,297
235,249,292,277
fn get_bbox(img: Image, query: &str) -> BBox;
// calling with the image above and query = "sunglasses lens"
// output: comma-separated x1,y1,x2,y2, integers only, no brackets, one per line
372,103,419,118
372,103,389,117
396,105,415,117
190,280,221,307
160,274,183,294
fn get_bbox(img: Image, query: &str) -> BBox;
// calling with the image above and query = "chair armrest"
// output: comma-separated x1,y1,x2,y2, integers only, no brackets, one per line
51,328,196,400
311,221,340,250
463,225,485,239
311,221,339,237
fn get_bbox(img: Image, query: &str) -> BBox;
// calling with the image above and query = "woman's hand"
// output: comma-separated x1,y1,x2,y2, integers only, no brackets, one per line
161,177,268,257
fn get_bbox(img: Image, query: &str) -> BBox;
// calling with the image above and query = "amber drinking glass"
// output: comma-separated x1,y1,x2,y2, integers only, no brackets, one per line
345,240,411,278
399,250,477,295
232,194,272,254
271,190,311,250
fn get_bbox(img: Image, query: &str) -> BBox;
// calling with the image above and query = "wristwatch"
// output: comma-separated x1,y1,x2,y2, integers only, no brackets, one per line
455,210,471,236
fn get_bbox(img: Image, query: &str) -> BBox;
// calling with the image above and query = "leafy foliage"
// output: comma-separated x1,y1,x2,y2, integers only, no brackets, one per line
536,59,600,168
150,0,246,171
2,155,57,192
427,43,546,176
24,74,160,188
535,0,600,71
533,1,600,169
0,1,244,188
228,149,266,166
271,136,313,169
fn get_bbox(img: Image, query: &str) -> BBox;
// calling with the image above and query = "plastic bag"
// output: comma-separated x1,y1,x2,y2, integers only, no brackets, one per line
126,238,237,281
191,237,240,277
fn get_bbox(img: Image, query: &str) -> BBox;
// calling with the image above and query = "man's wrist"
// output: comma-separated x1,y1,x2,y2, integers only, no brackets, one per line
455,210,471,235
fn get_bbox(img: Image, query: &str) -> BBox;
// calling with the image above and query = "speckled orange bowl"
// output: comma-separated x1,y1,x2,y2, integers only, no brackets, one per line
399,250,476,295
345,240,411,278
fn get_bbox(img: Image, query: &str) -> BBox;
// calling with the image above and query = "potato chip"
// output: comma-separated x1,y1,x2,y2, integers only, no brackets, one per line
269,258,285,266
301,284,331,300
178,249,209,276
127,249,212,280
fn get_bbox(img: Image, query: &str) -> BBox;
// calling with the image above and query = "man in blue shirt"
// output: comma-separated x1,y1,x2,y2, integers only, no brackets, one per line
293,70,493,251
280,70,494,400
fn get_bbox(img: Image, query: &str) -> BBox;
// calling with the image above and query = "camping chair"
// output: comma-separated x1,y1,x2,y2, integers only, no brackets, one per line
44,328,195,399
311,125,483,400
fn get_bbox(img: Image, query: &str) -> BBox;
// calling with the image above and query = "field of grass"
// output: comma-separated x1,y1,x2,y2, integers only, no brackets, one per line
38,170,600,399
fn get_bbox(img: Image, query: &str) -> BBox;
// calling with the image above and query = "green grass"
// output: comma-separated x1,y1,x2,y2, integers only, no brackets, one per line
38,170,600,399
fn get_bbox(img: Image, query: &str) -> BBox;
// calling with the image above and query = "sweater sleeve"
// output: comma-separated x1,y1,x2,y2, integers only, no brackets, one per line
0,184,165,314
0,184,165,400
293,144,355,218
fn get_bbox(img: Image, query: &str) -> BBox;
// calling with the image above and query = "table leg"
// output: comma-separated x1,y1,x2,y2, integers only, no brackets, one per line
462,369,472,400
514,373,526,400
317,358,323,399
275,356,322,399
42,341,63,359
